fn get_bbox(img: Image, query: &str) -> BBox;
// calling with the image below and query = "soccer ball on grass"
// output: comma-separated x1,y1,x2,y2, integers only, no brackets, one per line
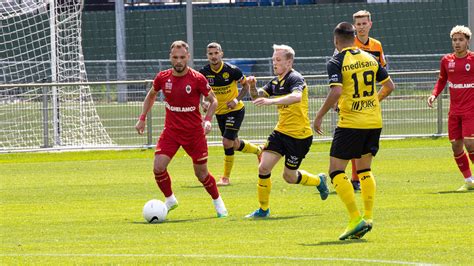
143,199,167,223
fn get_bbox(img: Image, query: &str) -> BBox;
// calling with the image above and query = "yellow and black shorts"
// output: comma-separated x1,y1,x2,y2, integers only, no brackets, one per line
330,127,382,160
265,130,312,170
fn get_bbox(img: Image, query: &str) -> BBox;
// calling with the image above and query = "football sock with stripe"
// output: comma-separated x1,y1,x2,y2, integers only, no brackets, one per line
154,170,173,197
200,173,219,200
358,169,376,221
257,173,272,211
454,151,472,179
238,140,259,154
297,170,321,186
331,171,360,220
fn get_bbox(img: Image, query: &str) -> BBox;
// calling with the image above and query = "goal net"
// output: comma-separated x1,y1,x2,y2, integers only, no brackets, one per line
0,0,112,150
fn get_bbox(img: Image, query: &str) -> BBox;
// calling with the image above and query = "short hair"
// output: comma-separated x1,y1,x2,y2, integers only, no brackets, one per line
170,40,189,52
272,44,295,60
206,42,222,51
334,22,356,43
353,10,371,22
450,25,472,40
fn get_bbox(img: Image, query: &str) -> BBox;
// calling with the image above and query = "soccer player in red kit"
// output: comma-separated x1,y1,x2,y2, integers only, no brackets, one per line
135,40,228,217
428,25,474,192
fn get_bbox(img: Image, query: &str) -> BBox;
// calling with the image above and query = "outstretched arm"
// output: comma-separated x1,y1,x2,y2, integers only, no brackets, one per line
253,90,302,106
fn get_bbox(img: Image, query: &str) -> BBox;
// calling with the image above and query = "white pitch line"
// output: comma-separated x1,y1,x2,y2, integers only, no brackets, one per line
1,253,437,265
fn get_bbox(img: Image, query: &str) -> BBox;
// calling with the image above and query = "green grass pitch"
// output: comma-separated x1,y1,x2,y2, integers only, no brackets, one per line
1,138,472,264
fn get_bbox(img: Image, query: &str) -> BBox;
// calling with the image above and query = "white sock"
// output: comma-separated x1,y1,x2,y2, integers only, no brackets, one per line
465,177,473,183
166,194,177,203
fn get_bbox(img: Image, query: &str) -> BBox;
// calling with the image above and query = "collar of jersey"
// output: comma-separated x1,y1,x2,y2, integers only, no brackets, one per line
341,46,359,52
211,61,224,74
278,69,294,81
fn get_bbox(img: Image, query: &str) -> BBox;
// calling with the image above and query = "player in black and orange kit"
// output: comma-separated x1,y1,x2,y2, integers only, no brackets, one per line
314,22,395,240
245,44,329,218
349,10,387,192
135,40,228,218
200,42,262,186
428,25,474,191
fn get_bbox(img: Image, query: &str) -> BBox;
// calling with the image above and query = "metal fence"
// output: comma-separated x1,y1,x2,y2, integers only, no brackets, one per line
83,54,444,81
0,70,446,152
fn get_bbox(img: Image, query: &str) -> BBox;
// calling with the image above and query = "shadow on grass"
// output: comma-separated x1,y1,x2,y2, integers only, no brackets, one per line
433,190,474,194
181,183,246,189
244,214,320,221
300,239,368,246
132,216,216,224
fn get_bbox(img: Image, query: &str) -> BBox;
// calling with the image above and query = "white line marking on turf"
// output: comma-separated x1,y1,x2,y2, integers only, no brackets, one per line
1,253,437,265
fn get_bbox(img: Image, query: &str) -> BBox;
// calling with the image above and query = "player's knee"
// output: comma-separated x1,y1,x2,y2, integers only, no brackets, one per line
222,137,234,149
464,140,474,152
153,166,167,176
258,164,272,175
194,169,208,181
282,172,297,184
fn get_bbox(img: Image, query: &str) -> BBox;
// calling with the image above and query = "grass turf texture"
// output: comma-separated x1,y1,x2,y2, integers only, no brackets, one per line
1,138,472,264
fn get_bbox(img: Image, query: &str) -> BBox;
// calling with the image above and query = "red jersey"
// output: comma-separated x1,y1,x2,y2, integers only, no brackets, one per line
153,68,210,132
432,52,474,115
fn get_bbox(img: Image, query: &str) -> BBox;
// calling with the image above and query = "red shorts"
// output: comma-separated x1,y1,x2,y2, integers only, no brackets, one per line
448,113,474,142
155,128,208,164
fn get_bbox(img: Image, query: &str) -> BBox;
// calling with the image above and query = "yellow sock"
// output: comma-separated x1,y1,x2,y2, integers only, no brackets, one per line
240,140,259,154
333,173,360,220
223,155,234,178
257,177,272,211
358,170,376,221
298,170,321,186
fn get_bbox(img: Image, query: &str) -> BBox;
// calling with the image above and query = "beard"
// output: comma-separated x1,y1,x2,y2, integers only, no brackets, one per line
173,64,186,73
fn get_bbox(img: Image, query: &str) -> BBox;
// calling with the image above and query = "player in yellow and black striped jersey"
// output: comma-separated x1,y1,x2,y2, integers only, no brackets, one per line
244,44,329,219
199,42,262,186
314,22,395,240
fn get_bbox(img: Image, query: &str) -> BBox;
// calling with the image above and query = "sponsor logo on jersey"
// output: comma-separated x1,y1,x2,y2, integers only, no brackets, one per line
351,99,377,111
342,60,378,72
165,80,172,92
207,78,214,85
466,63,471,72
185,85,191,94
165,102,196,112
448,60,455,72
448,82,474,89
330,74,339,83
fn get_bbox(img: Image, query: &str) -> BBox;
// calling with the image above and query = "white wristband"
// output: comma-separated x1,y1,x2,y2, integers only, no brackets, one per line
233,98,238,104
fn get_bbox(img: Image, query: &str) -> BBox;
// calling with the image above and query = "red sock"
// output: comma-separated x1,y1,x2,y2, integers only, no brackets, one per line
454,152,472,179
468,151,474,164
200,173,219,200
351,159,359,181
154,170,173,197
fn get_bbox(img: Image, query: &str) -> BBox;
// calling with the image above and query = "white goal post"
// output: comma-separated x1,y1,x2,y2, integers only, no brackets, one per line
0,0,112,150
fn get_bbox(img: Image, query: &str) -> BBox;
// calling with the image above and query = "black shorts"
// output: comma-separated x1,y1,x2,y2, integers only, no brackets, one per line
266,130,313,170
330,127,382,160
216,107,245,140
